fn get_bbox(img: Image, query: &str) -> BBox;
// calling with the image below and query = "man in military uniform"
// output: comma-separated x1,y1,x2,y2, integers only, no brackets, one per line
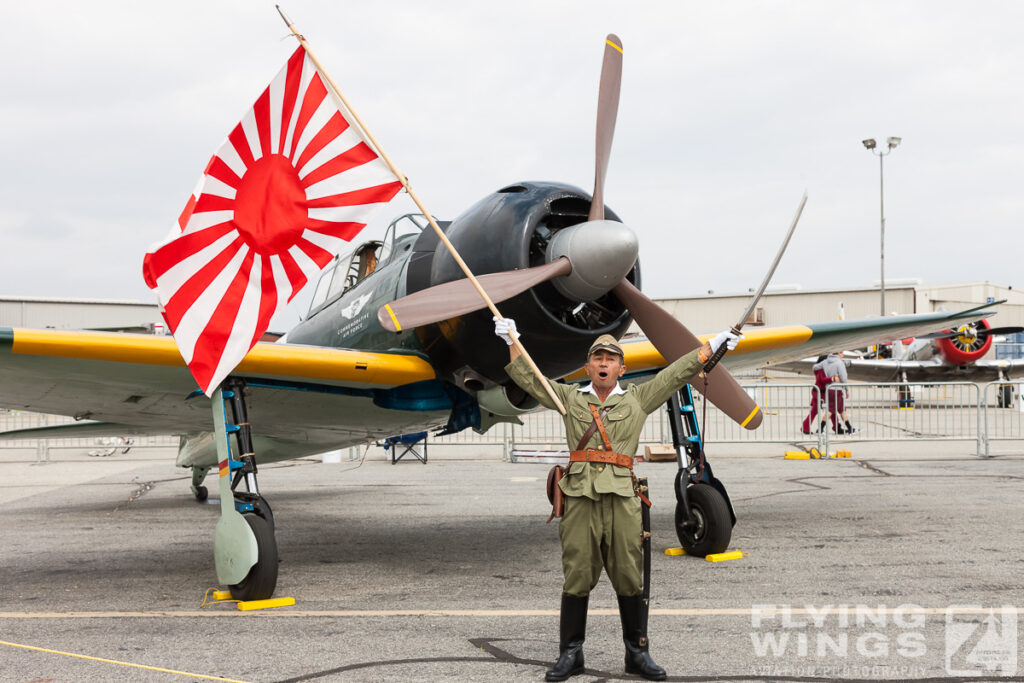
494,317,740,681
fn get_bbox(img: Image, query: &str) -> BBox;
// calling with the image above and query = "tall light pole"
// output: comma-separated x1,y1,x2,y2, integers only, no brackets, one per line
862,137,901,315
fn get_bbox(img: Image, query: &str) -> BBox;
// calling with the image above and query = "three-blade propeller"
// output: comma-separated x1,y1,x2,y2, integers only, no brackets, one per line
378,34,763,429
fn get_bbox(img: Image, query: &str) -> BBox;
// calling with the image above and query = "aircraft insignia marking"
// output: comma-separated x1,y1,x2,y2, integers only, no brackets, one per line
341,294,372,320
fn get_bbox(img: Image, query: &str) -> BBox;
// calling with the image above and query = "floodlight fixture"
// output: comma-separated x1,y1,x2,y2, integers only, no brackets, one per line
887,136,902,149
862,138,877,150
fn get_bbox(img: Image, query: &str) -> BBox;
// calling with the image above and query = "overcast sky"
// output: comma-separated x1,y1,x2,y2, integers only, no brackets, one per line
2,1,1021,331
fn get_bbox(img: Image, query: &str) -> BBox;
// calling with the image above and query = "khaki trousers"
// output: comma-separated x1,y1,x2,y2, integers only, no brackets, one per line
558,492,643,597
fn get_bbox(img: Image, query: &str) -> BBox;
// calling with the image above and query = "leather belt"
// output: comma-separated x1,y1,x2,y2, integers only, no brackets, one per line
569,449,634,469
573,404,651,507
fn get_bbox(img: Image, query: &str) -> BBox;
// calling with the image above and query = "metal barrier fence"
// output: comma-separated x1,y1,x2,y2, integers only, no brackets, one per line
816,382,983,457
496,380,1003,458
3,380,1022,461
430,421,513,460
0,411,178,450
982,379,1024,456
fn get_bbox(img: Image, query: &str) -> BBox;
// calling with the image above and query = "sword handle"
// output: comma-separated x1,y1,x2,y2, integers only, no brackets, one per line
701,325,742,375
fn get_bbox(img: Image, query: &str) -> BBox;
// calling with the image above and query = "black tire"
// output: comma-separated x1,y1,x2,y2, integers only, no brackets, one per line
229,514,278,601
193,486,208,502
253,496,275,530
675,483,731,557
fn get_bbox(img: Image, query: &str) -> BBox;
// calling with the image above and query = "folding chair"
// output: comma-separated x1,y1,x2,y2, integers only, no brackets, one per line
381,431,428,464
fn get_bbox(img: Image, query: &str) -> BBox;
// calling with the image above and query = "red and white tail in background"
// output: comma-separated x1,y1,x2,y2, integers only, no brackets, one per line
144,46,402,394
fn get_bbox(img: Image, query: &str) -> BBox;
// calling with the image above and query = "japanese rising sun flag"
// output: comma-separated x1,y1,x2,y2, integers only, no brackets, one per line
144,46,403,395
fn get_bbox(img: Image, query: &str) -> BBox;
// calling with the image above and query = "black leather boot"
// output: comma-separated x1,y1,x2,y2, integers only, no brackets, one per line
617,594,667,681
545,593,588,681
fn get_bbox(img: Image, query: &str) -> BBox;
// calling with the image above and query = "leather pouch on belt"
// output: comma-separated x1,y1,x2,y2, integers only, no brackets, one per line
546,465,565,523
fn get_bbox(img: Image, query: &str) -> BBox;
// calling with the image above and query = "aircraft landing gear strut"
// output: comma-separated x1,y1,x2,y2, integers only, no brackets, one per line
666,385,736,557
190,465,211,501
211,378,278,601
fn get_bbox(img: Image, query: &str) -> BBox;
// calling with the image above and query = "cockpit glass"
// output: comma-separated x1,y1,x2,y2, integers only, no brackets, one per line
308,261,337,314
378,214,427,264
306,215,427,318
327,255,353,300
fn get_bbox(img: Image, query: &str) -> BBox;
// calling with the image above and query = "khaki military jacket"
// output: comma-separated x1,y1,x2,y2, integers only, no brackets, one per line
505,348,703,500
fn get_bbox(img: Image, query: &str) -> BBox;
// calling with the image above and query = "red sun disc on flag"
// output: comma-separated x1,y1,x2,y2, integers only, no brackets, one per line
233,155,308,254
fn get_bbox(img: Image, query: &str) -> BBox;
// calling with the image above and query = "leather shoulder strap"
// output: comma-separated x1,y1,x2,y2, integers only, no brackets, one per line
589,403,613,451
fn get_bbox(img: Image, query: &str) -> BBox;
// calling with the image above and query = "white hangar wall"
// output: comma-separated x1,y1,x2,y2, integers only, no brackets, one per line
0,296,163,332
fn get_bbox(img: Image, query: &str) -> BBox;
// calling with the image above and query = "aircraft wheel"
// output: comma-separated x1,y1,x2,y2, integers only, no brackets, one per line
676,483,731,557
229,513,278,601
192,485,208,502
253,496,275,529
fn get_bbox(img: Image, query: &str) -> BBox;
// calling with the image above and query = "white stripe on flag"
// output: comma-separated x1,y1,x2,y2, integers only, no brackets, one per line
295,129,367,182
208,257,265,386
181,210,234,238
171,245,251,363
281,56,317,160
303,160,397,200
155,230,239,316
198,175,237,202
267,65,286,158
286,243,321,282
268,254,295,305
307,204,392,224
289,96,336,167
215,142,247,185
238,107,263,163
300,228,346,255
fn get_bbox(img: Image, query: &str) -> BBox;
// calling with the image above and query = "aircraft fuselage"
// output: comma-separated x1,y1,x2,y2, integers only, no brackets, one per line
286,181,639,416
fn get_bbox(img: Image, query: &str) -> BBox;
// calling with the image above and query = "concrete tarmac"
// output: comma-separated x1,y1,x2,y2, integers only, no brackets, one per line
0,441,1022,682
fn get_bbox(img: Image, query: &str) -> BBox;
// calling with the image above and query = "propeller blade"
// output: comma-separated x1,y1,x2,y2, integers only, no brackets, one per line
589,34,623,222
983,326,1024,336
612,279,763,430
377,257,572,332
919,325,1023,341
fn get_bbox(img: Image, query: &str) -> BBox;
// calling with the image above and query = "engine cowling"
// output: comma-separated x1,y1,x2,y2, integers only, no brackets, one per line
935,319,992,365
406,181,639,391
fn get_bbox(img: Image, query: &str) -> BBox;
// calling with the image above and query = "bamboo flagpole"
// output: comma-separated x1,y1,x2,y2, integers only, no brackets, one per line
275,6,567,415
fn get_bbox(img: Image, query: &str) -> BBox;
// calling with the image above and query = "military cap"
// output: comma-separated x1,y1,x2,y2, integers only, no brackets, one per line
588,334,623,358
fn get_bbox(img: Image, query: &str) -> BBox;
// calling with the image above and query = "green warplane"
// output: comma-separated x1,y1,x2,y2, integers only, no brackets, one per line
0,36,994,600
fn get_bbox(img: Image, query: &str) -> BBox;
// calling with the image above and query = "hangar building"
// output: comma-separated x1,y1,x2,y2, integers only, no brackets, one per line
0,296,163,333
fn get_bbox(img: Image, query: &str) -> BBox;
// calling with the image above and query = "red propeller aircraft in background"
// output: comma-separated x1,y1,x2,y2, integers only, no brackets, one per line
774,317,1023,383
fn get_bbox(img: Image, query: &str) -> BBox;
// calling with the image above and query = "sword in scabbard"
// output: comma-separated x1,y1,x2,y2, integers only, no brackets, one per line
701,191,808,375
639,477,652,613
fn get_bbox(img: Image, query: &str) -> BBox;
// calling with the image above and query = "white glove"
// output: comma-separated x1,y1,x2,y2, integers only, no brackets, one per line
709,329,742,353
493,316,518,346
